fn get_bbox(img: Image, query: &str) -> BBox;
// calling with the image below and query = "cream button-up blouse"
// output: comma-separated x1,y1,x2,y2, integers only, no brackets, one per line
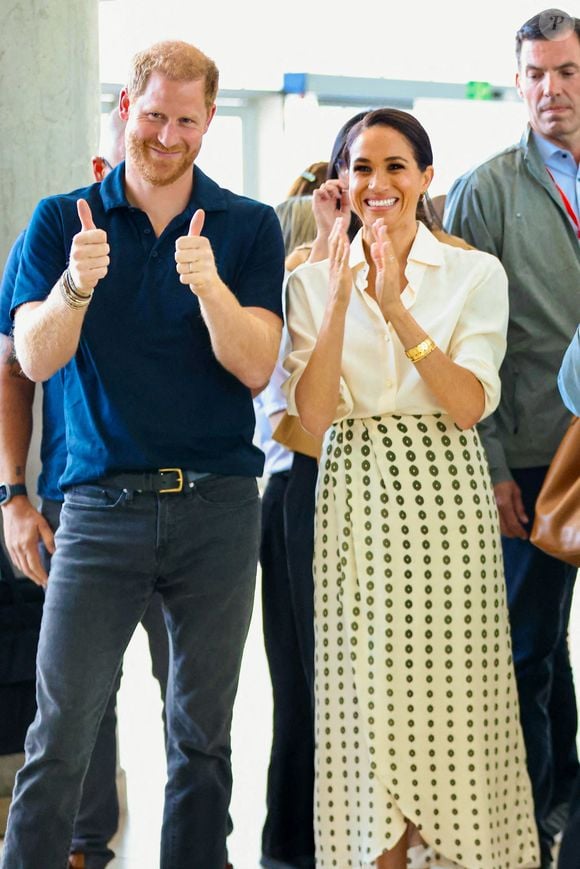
282,222,508,423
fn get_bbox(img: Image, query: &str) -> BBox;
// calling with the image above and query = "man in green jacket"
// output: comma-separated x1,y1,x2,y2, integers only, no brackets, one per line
445,10,580,868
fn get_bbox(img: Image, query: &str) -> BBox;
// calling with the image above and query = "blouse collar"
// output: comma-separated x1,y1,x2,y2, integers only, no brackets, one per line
349,221,444,303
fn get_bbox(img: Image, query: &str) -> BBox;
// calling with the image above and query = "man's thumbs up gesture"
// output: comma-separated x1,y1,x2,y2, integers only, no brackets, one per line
175,209,220,298
68,199,110,293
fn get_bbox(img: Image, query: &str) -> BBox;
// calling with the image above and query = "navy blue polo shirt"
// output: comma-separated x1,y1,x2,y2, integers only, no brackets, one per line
12,164,284,488
1,231,66,501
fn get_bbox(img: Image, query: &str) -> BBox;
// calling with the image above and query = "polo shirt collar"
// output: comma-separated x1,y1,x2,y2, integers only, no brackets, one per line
187,165,229,215
99,162,228,216
99,162,130,211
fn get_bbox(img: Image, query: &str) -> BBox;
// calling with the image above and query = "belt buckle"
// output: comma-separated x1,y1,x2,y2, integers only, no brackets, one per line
158,468,183,494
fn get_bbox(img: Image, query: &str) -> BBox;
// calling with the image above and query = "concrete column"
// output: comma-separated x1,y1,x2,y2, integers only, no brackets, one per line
0,0,100,503
0,0,100,809
0,0,100,269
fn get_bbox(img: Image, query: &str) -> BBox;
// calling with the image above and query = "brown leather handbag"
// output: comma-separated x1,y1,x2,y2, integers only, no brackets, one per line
530,416,580,567
272,410,322,460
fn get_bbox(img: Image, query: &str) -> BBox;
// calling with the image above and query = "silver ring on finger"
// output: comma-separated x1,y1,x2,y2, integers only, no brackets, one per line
189,261,193,273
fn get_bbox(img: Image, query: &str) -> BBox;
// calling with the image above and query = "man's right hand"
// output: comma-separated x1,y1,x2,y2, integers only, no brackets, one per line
494,479,529,539
2,497,55,587
68,200,110,293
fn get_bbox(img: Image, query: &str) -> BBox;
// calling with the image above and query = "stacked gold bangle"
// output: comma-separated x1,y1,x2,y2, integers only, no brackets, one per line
60,269,93,310
405,337,436,363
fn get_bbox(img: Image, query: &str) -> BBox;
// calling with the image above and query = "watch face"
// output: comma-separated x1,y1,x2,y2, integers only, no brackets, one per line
0,483,26,505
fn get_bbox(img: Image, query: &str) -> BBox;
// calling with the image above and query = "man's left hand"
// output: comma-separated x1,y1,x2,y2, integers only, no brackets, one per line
175,209,220,298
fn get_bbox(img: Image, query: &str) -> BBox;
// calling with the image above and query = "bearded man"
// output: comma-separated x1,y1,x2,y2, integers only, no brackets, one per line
1,40,284,869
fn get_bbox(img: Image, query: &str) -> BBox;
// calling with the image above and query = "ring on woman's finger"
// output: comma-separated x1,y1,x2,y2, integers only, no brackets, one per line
189,261,193,273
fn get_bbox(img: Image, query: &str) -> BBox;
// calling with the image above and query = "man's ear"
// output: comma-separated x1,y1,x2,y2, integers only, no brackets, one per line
204,103,217,133
515,70,523,100
119,88,131,121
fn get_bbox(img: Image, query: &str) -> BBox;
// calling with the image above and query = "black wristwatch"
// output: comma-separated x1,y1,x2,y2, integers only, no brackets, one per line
0,483,28,506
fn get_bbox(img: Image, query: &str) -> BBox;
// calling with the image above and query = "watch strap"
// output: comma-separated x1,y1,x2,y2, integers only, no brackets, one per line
0,483,28,505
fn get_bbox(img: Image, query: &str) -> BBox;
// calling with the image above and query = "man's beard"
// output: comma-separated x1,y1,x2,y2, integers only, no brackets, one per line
127,131,196,187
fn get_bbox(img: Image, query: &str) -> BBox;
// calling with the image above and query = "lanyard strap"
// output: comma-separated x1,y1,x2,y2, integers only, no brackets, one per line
546,167,580,239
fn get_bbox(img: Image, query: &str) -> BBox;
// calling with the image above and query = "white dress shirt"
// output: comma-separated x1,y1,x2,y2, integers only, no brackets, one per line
283,222,508,423
253,358,293,478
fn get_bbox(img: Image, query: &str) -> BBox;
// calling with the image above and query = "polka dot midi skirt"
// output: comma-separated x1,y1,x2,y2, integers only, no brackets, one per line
313,414,539,869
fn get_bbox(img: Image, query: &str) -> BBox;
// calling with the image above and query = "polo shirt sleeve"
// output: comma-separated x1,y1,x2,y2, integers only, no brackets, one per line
448,252,508,419
231,205,285,319
0,231,26,335
10,197,70,318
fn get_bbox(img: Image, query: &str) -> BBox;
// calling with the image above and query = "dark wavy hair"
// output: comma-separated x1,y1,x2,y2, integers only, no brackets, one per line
326,111,367,240
516,9,580,65
342,108,440,230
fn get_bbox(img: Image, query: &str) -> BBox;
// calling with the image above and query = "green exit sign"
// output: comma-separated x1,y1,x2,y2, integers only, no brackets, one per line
466,81,493,100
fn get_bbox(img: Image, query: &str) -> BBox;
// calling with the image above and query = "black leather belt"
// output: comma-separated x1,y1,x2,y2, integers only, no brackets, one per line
98,468,211,494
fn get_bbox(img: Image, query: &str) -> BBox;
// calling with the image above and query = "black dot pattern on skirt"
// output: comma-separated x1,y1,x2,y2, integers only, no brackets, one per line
313,415,539,869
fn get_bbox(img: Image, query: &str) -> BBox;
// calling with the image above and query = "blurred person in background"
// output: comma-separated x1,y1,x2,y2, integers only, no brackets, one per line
557,324,580,417
286,162,328,198
255,162,327,869
445,12,580,865
556,324,580,869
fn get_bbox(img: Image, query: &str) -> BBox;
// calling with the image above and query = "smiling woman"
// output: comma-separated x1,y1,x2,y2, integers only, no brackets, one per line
346,125,433,240
283,109,540,869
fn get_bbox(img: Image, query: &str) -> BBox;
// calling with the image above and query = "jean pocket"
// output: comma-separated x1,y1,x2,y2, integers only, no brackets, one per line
64,484,128,510
194,475,259,507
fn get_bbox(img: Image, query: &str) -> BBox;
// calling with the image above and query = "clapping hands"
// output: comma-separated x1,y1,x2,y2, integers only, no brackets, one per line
328,217,352,307
370,218,402,319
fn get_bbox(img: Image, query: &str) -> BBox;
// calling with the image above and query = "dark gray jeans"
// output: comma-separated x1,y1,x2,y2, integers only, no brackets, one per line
40,498,170,868
1,474,260,869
